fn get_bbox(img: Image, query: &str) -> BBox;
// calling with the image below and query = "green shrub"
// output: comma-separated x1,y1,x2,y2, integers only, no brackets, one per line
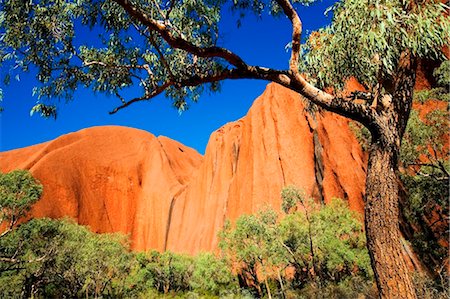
295,277,377,299
190,252,238,295
0,218,132,298
0,170,43,231
219,209,282,298
219,187,372,297
133,250,194,294
279,189,372,286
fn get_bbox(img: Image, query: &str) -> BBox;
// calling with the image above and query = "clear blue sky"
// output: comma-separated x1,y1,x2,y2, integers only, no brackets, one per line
0,1,335,154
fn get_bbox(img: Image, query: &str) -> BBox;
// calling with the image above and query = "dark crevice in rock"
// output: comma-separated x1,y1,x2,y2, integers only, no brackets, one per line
101,196,113,232
269,97,286,186
164,196,177,251
312,130,325,204
232,142,240,175
137,163,143,187
279,156,286,186
306,111,325,204
163,186,187,251
331,168,347,201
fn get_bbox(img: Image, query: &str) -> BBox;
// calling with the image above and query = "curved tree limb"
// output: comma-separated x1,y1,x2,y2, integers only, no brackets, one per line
272,71,375,126
108,67,283,114
113,0,248,69
275,0,302,74
111,0,373,126
109,81,172,114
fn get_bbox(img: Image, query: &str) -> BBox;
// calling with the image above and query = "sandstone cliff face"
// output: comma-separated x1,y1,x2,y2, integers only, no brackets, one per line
0,126,202,251
166,83,366,253
0,84,367,253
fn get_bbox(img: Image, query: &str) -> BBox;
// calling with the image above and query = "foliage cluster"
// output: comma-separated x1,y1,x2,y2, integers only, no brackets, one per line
219,186,373,298
0,170,42,233
0,0,227,115
0,217,242,298
413,60,450,103
1,0,448,117
129,250,239,298
399,100,449,279
0,218,132,298
300,0,449,91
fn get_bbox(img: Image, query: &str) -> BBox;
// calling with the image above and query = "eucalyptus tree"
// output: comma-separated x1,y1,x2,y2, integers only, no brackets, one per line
1,0,448,297
0,170,42,237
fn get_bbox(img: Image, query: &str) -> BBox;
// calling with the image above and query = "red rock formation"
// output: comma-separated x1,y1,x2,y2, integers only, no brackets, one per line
166,83,366,253
1,84,367,254
0,126,202,251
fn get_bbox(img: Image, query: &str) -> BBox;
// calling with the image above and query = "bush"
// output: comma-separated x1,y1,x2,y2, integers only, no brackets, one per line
219,187,373,297
294,277,377,299
190,252,238,295
0,170,43,231
279,190,372,286
133,250,194,294
0,218,132,298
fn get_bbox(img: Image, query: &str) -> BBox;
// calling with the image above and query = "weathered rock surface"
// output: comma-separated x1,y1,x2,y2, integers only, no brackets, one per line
166,83,366,253
1,83,367,253
0,126,202,251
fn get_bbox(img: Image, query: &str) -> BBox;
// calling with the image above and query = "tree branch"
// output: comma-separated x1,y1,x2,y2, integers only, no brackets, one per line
0,228,12,239
0,255,46,264
109,81,172,114
108,67,270,114
110,0,371,125
0,217,16,239
82,60,153,77
113,0,248,69
273,72,375,126
130,21,176,80
276,0,302,74
148,32,175,80
165,0,176,20
150,0,166,19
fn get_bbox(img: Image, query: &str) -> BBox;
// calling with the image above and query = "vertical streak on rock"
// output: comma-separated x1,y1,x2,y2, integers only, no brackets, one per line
163,196,176,251
278,155,286,186
312,129,325,204
164,186,187,251
269,95,286,186
102,197,114,231
305,110,325,205
232,142,240,175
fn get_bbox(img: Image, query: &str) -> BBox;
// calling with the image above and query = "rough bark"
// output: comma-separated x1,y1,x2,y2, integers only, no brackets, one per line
364,50,418,298
365,139,416,298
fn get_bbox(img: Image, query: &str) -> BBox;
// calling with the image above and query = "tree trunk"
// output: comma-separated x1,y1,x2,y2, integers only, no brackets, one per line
365,139,416,298
264,277,272,299
277,268,286,299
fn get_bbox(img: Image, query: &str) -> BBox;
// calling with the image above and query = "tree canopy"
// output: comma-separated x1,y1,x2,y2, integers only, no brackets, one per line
0,170,43,237
301,0,448,90
1,0,448,119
